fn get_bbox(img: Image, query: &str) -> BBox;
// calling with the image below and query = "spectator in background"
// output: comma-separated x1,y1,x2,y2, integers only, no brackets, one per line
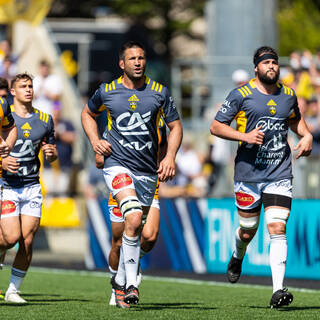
0,55,15,85
175,134,207,197
33,59,62,115
42,105,76,196
0,76,9,99
232,69,249,87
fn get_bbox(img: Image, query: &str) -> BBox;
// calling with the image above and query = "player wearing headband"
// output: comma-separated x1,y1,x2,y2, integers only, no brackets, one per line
210,46,312,308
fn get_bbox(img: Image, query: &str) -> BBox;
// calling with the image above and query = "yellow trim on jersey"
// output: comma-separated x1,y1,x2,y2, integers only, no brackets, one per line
145,76,150,84
0,104,4,130
105,81,117,93
0,97,3,104
249,78,256,89
289,112,296,119
238,85,252,97
151,81,163,93
107,109,112,131
108,193,118,206
235,111,247,145
283,85,293,96
33,108,49,123
153,179,160,200
117,76,123,84
98,104,106,112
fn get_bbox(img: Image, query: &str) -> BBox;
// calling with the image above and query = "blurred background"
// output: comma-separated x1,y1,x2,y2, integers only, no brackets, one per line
0,0,320,279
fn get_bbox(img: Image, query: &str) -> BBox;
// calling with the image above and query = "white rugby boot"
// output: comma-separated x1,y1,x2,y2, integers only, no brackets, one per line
5,290,27,303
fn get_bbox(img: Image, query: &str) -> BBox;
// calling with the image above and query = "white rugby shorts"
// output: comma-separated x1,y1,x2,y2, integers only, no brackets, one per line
1,184,43,218
103,166,157,207
234,179,292,210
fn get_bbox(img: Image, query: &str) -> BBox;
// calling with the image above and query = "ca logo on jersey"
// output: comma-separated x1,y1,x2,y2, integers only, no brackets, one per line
128,94,139,110
267,99,277,116
116,111,151,135
21,122,32,138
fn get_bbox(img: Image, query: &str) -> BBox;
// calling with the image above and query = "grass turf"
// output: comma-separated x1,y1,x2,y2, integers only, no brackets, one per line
0,267,319,319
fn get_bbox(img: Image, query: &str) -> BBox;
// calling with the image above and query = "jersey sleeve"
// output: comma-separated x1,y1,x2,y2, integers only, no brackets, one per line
0,98,15,130
46,116,56,145
215,89,243,125
161,87,180,123
88,84,105,114
289,93,301,121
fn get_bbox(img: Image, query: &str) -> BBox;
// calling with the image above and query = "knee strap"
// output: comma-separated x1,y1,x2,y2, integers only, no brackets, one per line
265,208,289,225
119,196,142,217
238,215,260,230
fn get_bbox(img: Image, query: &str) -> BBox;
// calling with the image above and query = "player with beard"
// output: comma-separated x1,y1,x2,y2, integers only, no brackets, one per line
210,46,312,308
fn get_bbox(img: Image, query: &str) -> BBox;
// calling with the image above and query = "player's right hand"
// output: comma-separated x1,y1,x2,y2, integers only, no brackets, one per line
244,126,264,145
92,139,112,156
2,156,19,173
0,136,10,157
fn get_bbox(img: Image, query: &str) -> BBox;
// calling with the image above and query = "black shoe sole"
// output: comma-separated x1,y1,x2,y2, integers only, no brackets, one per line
124,294,139,305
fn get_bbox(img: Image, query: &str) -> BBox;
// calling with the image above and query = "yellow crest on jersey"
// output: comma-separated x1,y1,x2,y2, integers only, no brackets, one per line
267,99,277,115
128,94,139,110
21,122,32,138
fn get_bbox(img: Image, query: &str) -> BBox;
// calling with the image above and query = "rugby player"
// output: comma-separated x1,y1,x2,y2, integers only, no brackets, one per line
210,46,312,308
81,40,183,308
0,77,17,268
104,117,167,306
0,73,57,303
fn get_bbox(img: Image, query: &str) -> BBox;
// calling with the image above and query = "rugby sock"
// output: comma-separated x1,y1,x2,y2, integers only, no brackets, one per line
109,266,117,279
115,246,126,286
233,227,248,260
7,268,26,292
269,234,287,293
122,232,140,289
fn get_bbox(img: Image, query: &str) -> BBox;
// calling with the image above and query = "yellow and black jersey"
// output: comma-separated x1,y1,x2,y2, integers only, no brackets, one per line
215,78,301,183
0,97,15,131
2,108,55,188
88,76,179,175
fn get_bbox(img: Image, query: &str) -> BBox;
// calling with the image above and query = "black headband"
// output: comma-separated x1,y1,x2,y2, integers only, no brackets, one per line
254,53,278,67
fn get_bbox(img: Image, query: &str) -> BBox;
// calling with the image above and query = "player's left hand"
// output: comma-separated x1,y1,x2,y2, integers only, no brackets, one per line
157,156,176,182
0,136,10,157
42,141,57,161
294,133,313,159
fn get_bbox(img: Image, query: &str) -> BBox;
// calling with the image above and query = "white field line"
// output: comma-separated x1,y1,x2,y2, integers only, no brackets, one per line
17,266,320,294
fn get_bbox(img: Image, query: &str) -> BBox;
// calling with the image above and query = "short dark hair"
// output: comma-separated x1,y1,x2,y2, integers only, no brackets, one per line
253,46,278,66
119,41,145,60
0,77,9,91
11,73,33,88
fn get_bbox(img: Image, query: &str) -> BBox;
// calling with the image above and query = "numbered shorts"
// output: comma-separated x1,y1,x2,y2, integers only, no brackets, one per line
234,179,292,210
108,180,160,223
103,166,157,207
1,184,43,219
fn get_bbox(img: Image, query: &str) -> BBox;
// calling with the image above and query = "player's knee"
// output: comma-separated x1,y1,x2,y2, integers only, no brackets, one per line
239,228,256,242
265,208,289,233
4,231,20,248
142,227,159,244
119,196,142,219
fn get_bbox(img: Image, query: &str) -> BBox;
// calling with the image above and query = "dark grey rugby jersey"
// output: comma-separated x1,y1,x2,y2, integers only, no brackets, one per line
215,79,301,182
3,108,55,188
88,76,180,175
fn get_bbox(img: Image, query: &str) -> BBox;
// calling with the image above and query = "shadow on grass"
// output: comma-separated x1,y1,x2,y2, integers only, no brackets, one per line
130,302,216,311
249,306,320,311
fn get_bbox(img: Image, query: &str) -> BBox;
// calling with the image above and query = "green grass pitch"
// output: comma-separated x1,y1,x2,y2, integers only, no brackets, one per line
0,267,319,319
